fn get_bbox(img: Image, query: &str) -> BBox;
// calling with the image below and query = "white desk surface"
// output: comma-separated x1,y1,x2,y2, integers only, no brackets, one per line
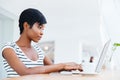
2,69,120,80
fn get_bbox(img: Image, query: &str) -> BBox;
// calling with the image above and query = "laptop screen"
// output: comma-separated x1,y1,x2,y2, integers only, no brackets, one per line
95,39,111,72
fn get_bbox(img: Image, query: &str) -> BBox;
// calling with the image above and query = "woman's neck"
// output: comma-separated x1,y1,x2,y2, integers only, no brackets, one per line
16,35,32,48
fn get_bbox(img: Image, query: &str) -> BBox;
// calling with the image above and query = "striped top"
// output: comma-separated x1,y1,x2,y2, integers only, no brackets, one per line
2,42,45,78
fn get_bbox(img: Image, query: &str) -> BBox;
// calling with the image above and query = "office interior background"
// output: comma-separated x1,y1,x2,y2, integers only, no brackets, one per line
0,0,120,79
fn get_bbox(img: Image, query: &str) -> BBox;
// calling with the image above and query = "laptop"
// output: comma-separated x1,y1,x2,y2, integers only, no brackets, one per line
60,39,111,75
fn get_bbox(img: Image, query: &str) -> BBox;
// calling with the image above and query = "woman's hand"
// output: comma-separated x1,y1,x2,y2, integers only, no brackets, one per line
63,62,83,71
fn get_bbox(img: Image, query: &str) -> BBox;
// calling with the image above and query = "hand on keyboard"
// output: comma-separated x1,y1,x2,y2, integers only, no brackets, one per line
63,62,83,71
72,70,81,74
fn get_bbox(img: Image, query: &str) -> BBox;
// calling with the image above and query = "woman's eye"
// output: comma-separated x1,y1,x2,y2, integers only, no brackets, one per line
38,26,44,30
38,26,42,29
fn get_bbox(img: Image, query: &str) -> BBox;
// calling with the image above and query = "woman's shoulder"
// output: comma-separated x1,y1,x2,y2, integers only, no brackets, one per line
1,42,18,58
3,42,16,47
1,42,16,51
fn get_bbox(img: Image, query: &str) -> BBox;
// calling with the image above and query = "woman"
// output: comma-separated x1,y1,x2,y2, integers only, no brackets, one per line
2,8,83,78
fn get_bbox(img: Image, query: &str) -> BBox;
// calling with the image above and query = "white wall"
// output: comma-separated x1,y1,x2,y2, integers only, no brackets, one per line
101,0,120,42
0,7,17,79
39,0,101,63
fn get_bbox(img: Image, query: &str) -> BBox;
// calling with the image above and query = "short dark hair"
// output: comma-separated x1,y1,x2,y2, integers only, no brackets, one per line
19,8,47,34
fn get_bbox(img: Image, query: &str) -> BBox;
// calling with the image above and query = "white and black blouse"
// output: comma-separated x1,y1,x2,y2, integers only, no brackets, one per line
2,42,45,78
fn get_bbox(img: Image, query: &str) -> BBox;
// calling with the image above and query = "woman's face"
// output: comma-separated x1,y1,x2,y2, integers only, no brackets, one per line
26,22,45,42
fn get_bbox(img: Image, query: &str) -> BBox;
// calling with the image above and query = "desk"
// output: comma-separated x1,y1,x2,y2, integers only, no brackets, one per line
2,70,120,80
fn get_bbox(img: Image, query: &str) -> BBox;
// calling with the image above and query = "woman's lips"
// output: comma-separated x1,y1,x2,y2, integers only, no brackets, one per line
38,36,42,40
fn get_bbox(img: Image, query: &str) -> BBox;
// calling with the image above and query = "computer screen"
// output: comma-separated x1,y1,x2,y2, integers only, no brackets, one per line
95,39,111,72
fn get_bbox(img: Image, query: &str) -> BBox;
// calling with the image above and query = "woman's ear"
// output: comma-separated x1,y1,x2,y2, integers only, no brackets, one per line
23,22,29,30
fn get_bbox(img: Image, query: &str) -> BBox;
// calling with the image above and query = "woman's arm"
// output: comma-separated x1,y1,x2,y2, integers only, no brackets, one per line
44,55,53,65
2,48,82,76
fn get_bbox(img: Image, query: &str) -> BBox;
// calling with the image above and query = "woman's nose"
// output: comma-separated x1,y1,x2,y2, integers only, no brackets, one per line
40,30,43,35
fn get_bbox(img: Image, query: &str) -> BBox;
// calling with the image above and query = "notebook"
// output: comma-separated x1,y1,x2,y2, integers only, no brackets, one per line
60,39,111,75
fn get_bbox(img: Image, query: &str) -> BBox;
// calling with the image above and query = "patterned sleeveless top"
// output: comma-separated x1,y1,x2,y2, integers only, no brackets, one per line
2,42,45,78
